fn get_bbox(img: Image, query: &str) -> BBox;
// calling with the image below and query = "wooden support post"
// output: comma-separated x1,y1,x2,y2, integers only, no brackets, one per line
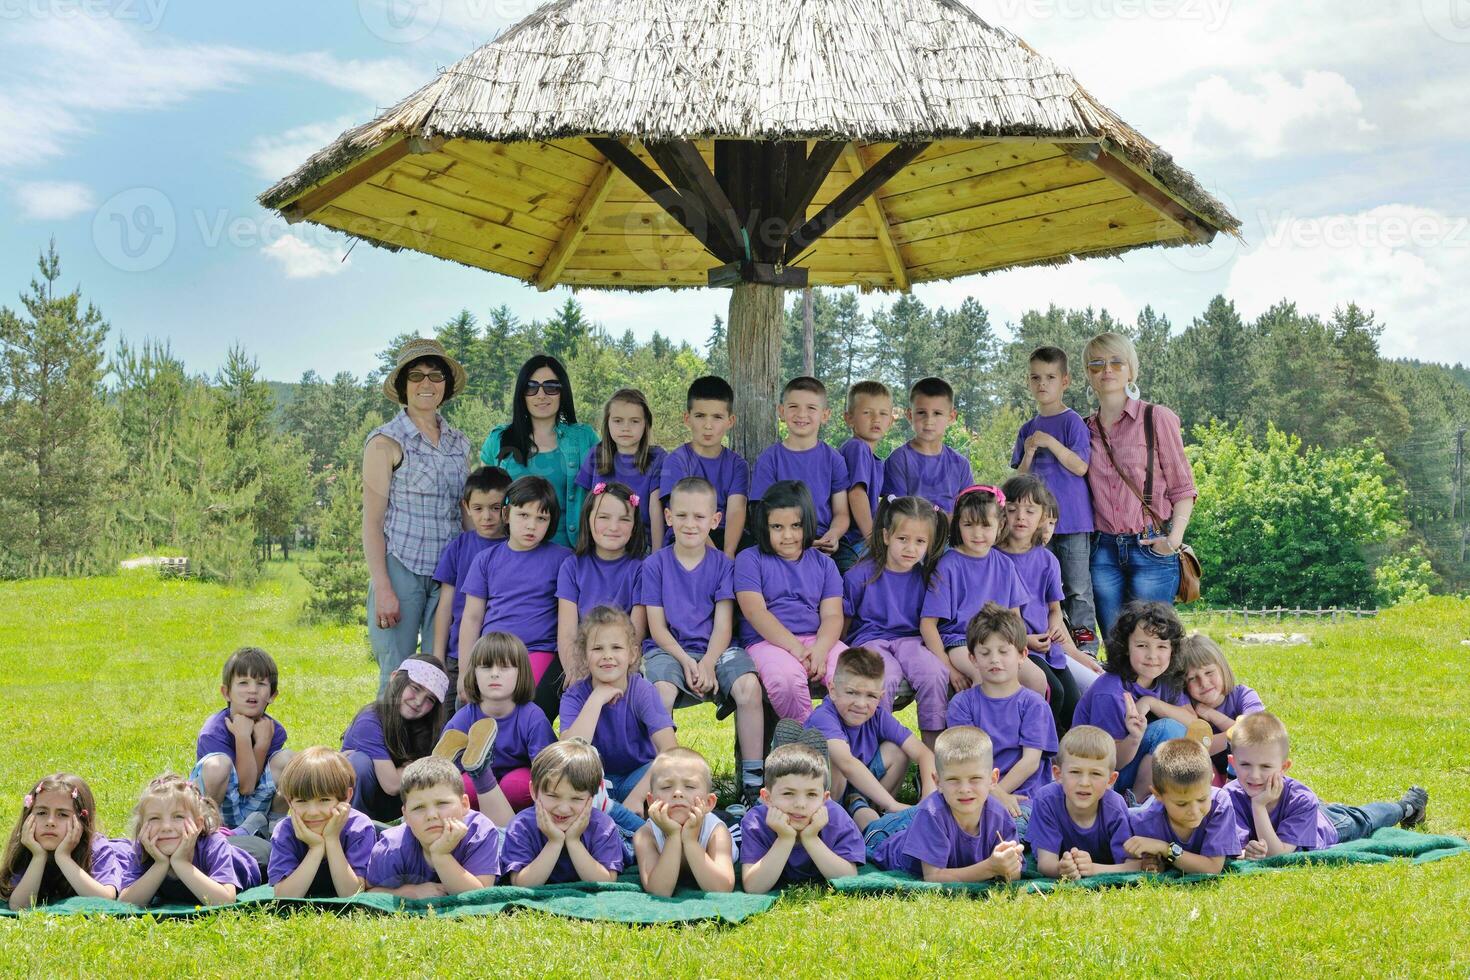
536,159,615,290
843,144,911,291
785,142,929,262
1068,142,1217,244
727,281,786,463
587,137,735,262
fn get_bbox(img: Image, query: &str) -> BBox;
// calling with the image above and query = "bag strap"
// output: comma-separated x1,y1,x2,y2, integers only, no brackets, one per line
1091,406,1166,528
1143,403,1156,512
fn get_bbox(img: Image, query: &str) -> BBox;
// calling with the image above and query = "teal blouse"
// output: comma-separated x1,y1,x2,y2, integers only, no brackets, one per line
480,421,600,547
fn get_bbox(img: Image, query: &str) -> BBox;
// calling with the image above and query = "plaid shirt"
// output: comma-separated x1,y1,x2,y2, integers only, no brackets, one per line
370,410,471,575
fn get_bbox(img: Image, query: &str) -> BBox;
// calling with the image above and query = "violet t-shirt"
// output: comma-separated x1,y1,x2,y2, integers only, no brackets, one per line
1071,673,1190,740
738,800,865,885
1224,776,1337,851
870,792,1015,876
1023,781,1132,863
1011,409,1094,534
432,530,499,661
556,552,643,618
732,548,843,648
1128,790,1244,858
882,444,973,514
195,708,288,764
843,561,926,644
121,833,258,903
461,540,574,651
366,810,503,887
922,549,1028,647
945,687,1057,797
998,546,1067,669
444,701,555,778
559,675,674,777
575,446,667,532
267,808,378,887
839,437,883,547
341,707,393,762
1214,685,1266,729
750,442,851,537
806,698,914,764
500,805,625,883
658,444,749,513
9,835,129,895
639,546,734,655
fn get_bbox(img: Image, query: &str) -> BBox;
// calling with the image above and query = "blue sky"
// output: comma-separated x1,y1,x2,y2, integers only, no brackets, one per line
2,0,1466,382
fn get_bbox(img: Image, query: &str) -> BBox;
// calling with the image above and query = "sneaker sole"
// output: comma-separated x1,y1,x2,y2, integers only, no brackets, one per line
460,717,499,773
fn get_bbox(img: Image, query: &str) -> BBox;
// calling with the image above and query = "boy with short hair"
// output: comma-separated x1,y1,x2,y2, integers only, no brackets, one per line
501,740,624,885
1025,726,1141,879
432,465,512,708
837,380,894,573
654,375,748,559
1225,712,1427,858
739,743,866,893
807,647,936,830
268,746,378,898
1124,738,1244,874
882,377,974,514
1012,346,1097,649
866,726,1024,883
192,646,292,837
633,747,738,895
365,756,502,897
751,376,851,554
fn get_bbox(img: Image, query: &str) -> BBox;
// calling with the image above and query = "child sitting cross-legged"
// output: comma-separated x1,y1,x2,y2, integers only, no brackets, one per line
365,756,502,898
632,748,737,896
267,747,378,899
739,744,866,894
191,647,292,840
1124,738,1245,875
1226,712,1427,858
501,739,625,886
864,726,1024,883
1024,725,1141,879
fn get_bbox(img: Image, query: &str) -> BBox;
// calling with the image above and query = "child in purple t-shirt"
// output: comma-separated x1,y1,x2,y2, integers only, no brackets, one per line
835,380,895,574
1124,738,1244,875
341,655,449,823
882,377,973,513
3,774,126,908
575,388,667,545
735,480,849,723
632,747,738,896
268,747,378,898
808,647,935,830
1025,726,1141,878
654,375,747,559
190,646,291,834
864,726,1023,883
119,775,260,907
750,377,852,553
1179,633,1265,777
366,757,502,897
739,743,866,893
430,465,509,712
946,604,1057,829
502,740,625,885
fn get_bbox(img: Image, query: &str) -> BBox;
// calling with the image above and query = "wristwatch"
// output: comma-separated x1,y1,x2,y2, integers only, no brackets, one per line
1163,842,1183,867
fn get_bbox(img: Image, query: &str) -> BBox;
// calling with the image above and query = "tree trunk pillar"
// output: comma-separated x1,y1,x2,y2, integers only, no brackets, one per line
727,281,785,463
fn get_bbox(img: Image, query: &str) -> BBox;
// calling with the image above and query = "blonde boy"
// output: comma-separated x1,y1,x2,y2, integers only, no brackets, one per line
1124,738,1243,874
633,748,737,895
1024,726,1141,878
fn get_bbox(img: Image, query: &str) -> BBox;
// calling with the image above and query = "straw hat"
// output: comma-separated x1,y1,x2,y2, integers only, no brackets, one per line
382,338,467,405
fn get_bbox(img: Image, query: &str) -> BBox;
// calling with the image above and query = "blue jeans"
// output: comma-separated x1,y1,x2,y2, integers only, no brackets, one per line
606,763,654,836
367,553,440,694
1324,802,1403,843
1117,718,1187,794
1049,531,1097,641
1091,533,1181,642
863,805,918,860
834,538,868,576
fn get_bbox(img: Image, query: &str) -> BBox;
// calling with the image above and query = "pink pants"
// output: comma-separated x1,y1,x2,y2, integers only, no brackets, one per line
499,767,534,810
746,636,848,722
528,651,555,684
863,636,951,732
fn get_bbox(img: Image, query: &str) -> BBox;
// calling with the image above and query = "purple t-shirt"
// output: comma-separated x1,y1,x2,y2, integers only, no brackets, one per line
365,810,503,887
839,438,884,547
341,707,393,762
1128,789,1244,858
9,835,129,895
739,800,866,885
998,546,1066,669
1023,781,1132,863
500,805,625,883
732,547,843,648
444,701,555,779
432,529,499,661
871,792,1015,875
559,675,674,777
658,443,749,513
806,698,914,764
556,552,643,618
1224,776,1337,851
461,540,574,651
945,687,1056,797
639,546,734,655
882,444,973,514
121,833,258,903
1072,673,1190,740
922,549,1029,647
267,808,378,886
195,708,288,764
1011,409,1094,534
843,562,926,644
1213,685,1266,729
750,442,851,537
575,446,667,532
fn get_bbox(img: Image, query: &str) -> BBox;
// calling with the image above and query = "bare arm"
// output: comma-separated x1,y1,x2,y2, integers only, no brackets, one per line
458,594,487,682
848,486,874,540
431,584,454,665
362,435,401,619
556,598,580,678
741,840,796,895
828,740,901,812
635,825,683,897
564,834,618,883
684,823,736,893
649,492,665,552
722,496,747,560
995,747,1042,796
375,759,403,798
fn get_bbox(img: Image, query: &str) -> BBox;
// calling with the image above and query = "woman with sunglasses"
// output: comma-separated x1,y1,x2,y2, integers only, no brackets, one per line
479,354,598,547
1082,332,1197,639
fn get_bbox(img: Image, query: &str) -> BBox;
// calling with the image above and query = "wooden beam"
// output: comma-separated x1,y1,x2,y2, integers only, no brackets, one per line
708,261,809,288
843,144,910,292
587,137,735,261
782,140,846,234
1068,143,1216,244
785,142,930,262
536,158,615,291
283,137,412,224
643,140,743,260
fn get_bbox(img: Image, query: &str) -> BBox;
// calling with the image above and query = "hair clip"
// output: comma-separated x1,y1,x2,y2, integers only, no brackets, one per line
592,482,607,495
885,494,899,504
70,787,79,801
23,793,33,809
628,493,640,508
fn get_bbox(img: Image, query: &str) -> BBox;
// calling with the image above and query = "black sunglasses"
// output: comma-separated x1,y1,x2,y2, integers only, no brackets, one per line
526,380,564,396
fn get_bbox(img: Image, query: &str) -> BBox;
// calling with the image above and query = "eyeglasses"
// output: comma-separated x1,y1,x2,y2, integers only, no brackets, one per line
526,380,564,396
406,370,446,383
1085,358,1128,374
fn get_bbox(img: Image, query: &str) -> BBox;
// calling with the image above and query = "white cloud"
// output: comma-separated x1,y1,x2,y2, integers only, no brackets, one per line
13,180,95,220
245,115,363,181
262,232,351,279
1168,71,1376,161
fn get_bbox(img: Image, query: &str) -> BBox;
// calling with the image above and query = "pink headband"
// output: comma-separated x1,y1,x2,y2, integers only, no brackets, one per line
592,482,639,508
395,659,448,703
957,484,1006,507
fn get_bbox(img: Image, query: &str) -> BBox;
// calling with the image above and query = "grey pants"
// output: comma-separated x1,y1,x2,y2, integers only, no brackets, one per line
1049,531,1097,640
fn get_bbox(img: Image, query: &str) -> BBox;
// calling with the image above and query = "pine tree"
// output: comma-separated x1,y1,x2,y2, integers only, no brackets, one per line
543,296,588,363
705,315,730,380
302,428,370,624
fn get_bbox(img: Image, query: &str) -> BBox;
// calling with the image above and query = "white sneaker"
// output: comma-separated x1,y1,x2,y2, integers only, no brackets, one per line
592,779,613,812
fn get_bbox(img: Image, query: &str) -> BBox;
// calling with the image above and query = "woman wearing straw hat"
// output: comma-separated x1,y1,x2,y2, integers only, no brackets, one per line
363,338,472,692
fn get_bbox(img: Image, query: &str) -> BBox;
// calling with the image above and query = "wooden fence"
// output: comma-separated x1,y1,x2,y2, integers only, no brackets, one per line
1184,607,1378,625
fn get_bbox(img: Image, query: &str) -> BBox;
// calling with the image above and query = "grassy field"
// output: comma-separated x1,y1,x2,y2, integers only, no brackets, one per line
1,562,1467,976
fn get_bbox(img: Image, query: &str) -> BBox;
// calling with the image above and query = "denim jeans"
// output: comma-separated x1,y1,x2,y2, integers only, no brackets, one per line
367,553,440,694
1048,531,1097,639
1117,718,1187,794
1324,802,1403,843
1091,533,1181,642
834,538,868,576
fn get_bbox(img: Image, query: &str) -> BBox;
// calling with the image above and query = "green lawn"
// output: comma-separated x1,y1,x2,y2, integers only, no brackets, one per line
2,563,1468,975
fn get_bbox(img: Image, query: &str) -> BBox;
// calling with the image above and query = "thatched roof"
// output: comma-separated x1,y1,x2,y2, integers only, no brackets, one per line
259,0,1237,291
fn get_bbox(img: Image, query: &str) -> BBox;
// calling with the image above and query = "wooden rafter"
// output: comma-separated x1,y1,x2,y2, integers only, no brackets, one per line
843,144,910,291
1068,143,1216,244
536,158,615,291
282,138,411,224
643,141,743,260
587,137,736,262
785,142,930,262
782,140,846,235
